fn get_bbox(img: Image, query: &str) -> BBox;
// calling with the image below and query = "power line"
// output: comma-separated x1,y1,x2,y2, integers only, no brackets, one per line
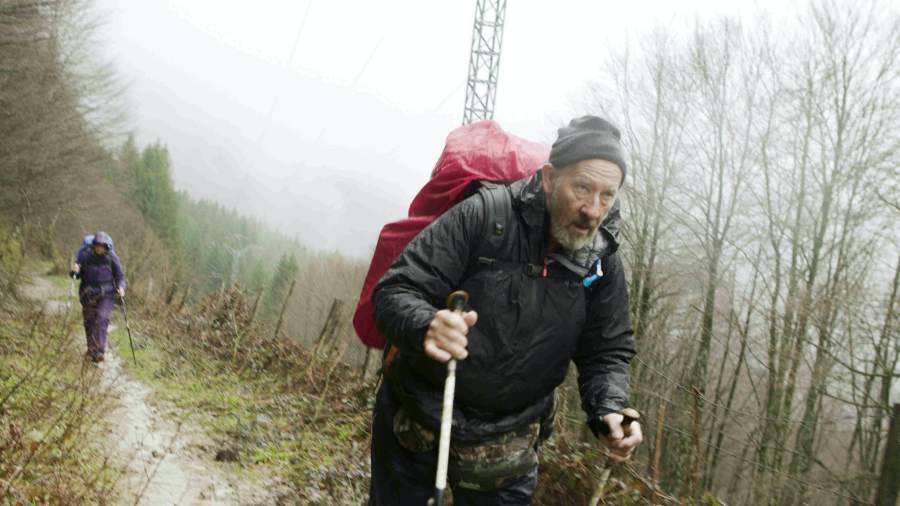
348,35,384,89
257,0,314,145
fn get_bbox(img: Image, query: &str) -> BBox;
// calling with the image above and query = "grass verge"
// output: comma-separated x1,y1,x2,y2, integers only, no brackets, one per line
0,306,121,505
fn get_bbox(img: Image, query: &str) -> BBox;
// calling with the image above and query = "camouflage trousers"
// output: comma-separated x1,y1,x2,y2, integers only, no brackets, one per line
368,383,540,506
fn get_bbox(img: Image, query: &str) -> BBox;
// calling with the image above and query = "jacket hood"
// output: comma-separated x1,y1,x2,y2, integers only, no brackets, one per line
91,231,113,249
510,171,622,276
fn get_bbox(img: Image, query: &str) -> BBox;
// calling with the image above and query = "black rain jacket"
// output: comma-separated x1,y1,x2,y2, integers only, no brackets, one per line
373,171,635,443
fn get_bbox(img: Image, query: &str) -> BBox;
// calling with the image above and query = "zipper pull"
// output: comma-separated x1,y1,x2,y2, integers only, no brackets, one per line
582,260,604,288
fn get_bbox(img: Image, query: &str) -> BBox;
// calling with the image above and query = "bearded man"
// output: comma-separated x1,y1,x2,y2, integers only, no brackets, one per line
369,116,642,505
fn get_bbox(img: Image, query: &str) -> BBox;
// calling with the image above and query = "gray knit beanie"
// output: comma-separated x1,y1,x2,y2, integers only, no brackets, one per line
549,116,627,183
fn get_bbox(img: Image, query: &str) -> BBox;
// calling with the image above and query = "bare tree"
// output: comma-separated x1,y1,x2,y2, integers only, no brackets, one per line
576,1,899,504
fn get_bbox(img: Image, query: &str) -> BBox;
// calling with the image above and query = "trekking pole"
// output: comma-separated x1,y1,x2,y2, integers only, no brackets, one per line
68,257,77,311
118,294,139,367
588,407,641,506
67,274,75,311
427,290,469,506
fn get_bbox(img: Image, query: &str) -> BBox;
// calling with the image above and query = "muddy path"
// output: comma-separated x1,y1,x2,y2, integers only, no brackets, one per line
103,343,270,505
23,270,274,505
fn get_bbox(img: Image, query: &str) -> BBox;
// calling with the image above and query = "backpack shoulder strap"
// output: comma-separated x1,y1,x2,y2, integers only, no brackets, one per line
384,183,511,376
477,182,512,252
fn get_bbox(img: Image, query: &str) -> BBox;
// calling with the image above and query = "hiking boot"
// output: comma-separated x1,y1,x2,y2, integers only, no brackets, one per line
92,354,105,363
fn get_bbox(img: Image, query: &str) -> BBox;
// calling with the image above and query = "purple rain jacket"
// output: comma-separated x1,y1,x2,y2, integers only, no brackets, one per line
74,232,125,295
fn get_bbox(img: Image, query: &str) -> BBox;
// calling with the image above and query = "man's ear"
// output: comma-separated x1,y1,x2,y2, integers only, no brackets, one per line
540,163,555,196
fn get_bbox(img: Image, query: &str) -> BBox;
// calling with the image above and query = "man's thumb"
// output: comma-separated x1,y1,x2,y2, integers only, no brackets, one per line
463,310,478,327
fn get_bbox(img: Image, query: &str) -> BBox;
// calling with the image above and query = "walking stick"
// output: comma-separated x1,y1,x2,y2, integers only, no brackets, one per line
67,273,75,311
588,407,641,506
118,294,139,367
68,257,78,312
427,290,469,506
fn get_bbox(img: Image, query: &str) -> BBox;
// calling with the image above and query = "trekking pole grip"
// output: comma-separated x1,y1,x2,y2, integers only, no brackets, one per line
446,290,469,314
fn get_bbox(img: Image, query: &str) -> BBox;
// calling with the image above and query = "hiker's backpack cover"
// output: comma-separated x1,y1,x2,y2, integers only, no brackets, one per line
353,120,549,349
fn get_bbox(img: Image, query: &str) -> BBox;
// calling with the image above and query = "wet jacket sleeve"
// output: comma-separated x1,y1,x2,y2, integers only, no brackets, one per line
572,252,636,437
110,252,126,290
372,196,484,354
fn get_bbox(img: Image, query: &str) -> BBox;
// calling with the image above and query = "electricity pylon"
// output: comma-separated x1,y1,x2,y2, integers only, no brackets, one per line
462,0,507,125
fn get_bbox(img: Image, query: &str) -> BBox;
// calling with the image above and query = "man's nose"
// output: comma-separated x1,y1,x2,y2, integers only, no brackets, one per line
581,195,604,221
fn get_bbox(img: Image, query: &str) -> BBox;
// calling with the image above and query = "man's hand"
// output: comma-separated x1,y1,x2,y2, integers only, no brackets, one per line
600,412,643,463
424,309,478,362
71,262,80,274
117,287,125,298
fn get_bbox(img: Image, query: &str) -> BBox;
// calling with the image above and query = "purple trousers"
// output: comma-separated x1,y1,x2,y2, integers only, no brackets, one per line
80,288,114,359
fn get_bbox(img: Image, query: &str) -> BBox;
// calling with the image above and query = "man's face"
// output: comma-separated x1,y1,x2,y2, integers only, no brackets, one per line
542,159,622,251
92,244,108,256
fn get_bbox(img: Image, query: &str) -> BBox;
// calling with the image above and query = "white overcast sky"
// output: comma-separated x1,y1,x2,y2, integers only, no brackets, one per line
95,0,799,257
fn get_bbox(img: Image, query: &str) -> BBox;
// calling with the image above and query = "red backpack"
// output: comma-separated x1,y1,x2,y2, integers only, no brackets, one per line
352,120,550,349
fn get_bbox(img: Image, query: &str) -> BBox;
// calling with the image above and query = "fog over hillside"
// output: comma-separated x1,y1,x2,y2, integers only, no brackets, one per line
103,6,461,257
96,0,799,257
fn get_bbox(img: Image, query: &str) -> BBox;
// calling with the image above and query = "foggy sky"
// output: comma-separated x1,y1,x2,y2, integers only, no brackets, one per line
95,0,797,258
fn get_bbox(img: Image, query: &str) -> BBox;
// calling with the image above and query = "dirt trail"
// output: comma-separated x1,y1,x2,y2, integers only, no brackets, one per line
103,346,269,505
24,271,272,505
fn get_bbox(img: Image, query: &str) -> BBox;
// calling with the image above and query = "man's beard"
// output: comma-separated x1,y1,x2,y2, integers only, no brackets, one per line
548,185,600,252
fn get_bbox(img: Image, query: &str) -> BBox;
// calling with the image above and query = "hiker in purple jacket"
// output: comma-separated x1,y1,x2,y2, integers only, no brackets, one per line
70,232,125,363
